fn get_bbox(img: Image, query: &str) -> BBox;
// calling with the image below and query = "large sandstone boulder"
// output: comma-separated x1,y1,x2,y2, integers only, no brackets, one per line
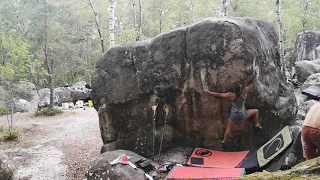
14,81,36,102
13,99,30,113
70,81,91,102
0,81,39,113
296,100,318,124
294,73,320,108
38,81,91,107
85,150,155,180
312,45,320,60
295,59,320,83
0,151,14,180
300,73,320,90
70,89,91,103
38,87,72,107
92,17,297,156
290,31,320,66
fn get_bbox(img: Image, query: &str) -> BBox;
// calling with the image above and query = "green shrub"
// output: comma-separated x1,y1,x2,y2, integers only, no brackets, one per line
1,127,20,141
0,106,9,116
0,168,14,180
0,126,4,133
34,107,63,117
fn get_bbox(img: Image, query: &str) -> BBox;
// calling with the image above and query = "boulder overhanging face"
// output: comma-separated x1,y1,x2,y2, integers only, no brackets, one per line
92,17,297,156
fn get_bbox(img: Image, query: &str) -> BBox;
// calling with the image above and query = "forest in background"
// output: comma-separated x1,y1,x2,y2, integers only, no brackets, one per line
0,0,319,89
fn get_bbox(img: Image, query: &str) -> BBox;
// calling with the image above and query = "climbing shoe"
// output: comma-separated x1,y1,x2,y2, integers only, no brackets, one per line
221,140,226,144
255,124,263,129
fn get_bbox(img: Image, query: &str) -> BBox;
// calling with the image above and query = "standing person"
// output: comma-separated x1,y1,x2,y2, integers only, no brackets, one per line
301,103,320,160
204,71,262,144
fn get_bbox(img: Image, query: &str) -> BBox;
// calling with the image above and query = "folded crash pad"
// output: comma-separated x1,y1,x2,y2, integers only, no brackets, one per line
302,85,320,100
166,166,245,180
257,126,293,167
187,148,258,172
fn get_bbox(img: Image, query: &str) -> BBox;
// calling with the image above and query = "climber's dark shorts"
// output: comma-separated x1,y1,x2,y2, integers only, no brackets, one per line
229,111,248,121
302,125,320,160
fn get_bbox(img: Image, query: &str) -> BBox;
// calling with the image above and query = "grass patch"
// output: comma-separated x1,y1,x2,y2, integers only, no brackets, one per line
1,127,21,141
34,107,63,117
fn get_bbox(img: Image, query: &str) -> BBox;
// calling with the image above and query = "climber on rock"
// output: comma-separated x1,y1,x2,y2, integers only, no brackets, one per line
204,70,262,144
301,102,320,160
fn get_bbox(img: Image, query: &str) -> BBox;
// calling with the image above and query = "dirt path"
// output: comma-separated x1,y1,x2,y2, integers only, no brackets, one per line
0,107,102,180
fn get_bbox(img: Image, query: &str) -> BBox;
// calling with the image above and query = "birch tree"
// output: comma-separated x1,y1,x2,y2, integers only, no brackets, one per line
88,0,105,53
136,0,142,41
222,0,228,16
109,0,116,47
190,0,195,19
276,0,286,76
301,0,310,32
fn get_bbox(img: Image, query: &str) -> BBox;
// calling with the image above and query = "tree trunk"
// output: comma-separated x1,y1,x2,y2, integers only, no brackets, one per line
159,0,163,33
44,0,54,108
190,0,194,19
14,0,19,18
136,0,142,41
109,0,116,47
88,0,105,53
302,0,308,32
10,100,13,133
222,0,228,16
132,0,137,29
276,0,286,77
230,0,239,16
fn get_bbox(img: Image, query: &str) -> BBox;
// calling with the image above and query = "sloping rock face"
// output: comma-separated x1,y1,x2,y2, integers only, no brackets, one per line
290,31,320,66
85,150,153,180
295,59,320,83
300,73,320,90
92,17,297,156
294,73,320,109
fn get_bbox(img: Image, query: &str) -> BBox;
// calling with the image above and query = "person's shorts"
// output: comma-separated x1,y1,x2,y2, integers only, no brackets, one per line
301,125,320,159
229,111,248,121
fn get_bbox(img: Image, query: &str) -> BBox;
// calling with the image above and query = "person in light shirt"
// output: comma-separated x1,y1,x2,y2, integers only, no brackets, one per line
204,71,262,144
302,102,320,160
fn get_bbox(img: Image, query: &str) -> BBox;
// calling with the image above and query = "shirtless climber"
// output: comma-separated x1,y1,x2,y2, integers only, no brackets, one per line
204,71,262,144
302,102,320,160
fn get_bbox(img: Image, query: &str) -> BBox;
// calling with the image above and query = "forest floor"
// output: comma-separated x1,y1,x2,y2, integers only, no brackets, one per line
0,107,102,180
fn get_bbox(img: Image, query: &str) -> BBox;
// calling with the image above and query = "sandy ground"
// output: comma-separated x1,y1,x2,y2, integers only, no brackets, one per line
0,107,102,180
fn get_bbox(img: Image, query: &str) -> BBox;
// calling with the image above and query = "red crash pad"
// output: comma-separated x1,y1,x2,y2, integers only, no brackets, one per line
166,166,245,180
187,148,251,168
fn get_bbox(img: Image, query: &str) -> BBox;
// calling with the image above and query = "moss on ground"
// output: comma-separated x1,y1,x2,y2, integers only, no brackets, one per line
238,156,320,180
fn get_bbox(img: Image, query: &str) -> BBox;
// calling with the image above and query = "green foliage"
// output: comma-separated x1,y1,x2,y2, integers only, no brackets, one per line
0,106,9,116
0,34,31,82
0,168,14,180
0,0,319,88
34,107,63,117
1,127,21,141
0,126,4,133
